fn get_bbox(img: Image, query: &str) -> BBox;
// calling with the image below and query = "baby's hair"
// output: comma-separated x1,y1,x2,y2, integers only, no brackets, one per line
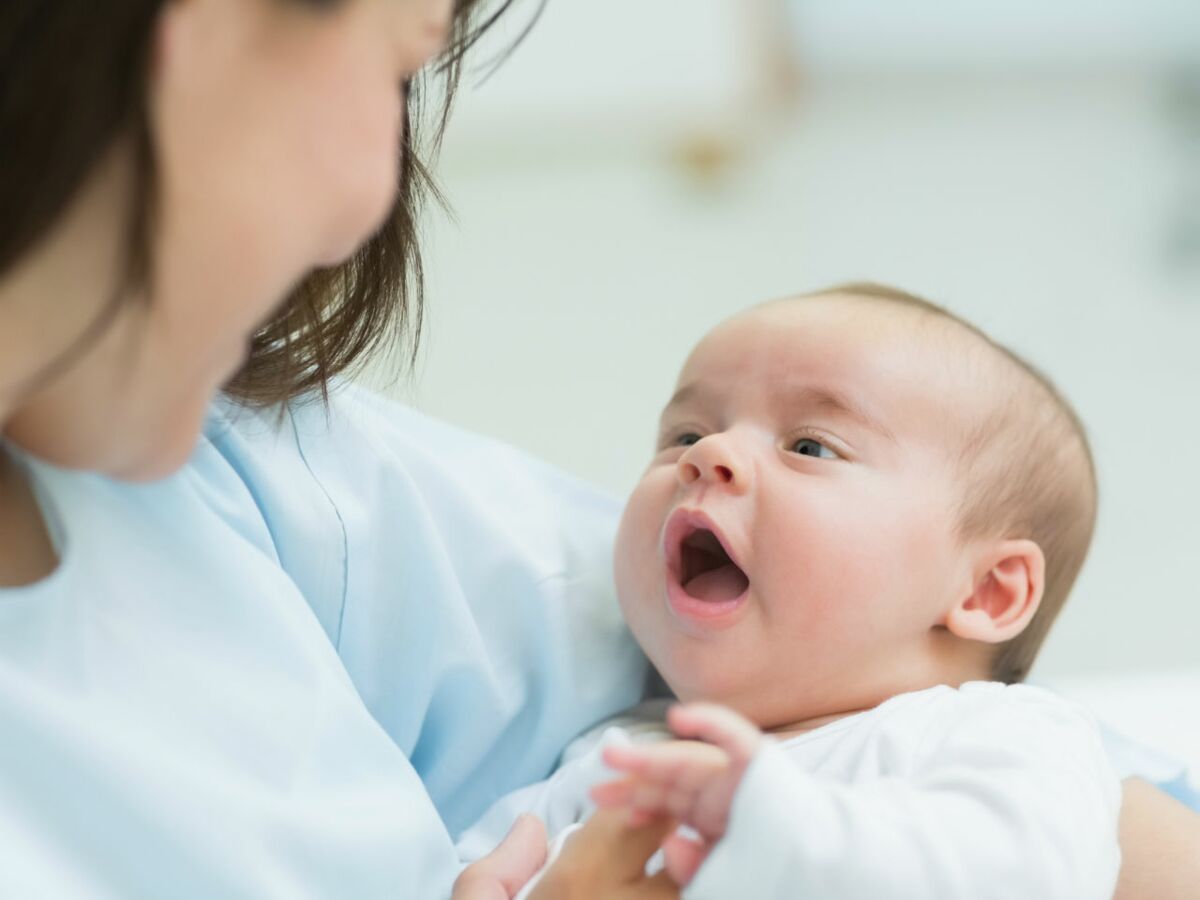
808,283,1098,683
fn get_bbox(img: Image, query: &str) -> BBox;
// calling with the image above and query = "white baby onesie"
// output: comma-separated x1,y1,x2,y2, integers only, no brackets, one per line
457,683,1121,900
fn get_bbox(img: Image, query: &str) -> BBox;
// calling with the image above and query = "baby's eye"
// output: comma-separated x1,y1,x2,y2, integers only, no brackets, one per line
674,432,703,448
791,438,839,459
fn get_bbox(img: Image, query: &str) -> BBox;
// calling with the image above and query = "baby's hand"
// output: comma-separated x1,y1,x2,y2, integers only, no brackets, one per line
589,703,763,885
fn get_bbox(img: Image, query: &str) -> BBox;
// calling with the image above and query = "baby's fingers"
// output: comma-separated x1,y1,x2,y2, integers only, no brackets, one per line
592,777,676,816
602,741,728,785
601,743,658,777
594,778,724,834
662,833,711,887
592,777,674,824
591,777,636,809
666,703,762,763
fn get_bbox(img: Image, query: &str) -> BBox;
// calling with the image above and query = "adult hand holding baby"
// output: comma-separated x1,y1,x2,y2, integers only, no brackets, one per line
530,809,680,900
454,810,681,900
592,703,764,887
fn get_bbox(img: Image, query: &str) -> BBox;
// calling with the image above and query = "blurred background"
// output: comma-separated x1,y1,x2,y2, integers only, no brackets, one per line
369,0,1199,721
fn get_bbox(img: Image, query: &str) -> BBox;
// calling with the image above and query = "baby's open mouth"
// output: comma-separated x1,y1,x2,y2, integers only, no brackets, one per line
678,527,750,603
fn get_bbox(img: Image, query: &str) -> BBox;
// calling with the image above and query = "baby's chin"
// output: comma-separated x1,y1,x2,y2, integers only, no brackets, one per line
619,588,789,720
640,651,861,732
642,655,752,716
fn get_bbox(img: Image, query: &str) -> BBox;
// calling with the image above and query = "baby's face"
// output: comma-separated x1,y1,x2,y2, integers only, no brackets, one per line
614,298,979,728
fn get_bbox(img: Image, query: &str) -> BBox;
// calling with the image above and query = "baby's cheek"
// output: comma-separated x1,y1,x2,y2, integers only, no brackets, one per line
612,504,639,590
617,470,673,564
763,523,885,640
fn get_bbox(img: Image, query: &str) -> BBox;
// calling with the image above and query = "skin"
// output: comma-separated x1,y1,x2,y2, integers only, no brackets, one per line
596,299,1046,883
593,703,760,886
0,4,1191,895
1114,780,1200,900
614,297,1043,733
599,298,1200,892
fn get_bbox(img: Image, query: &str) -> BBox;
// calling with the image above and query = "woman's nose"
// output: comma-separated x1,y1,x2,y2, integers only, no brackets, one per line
677,435,749,492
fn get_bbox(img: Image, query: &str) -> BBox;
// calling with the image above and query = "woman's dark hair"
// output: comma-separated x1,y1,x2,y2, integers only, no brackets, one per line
0,0,522,406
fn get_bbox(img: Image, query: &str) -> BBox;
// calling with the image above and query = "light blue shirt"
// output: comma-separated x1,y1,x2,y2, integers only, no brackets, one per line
0,385,647,898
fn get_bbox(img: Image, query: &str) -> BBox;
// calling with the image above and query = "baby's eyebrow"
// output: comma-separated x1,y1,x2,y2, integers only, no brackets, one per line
663,382,705,413
662,381,895,443
790,386,896,443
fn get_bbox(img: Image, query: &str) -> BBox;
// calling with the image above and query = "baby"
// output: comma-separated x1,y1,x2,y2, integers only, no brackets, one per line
457,284,1120,899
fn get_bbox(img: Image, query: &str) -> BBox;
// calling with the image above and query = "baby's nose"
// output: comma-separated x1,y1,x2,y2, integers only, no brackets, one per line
677,436,747,491
679,459,734,485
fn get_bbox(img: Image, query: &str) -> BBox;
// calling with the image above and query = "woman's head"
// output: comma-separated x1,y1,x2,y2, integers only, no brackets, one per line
0,0,504,479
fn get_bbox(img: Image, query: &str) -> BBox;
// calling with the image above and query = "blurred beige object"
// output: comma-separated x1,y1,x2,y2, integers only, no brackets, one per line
669,0,802,185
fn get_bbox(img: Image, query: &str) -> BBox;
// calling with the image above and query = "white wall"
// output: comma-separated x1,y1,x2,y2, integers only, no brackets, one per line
369,8,1200,679
792,0,1200,70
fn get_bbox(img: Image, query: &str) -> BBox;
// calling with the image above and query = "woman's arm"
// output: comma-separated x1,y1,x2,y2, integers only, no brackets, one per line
1114,778,1200,900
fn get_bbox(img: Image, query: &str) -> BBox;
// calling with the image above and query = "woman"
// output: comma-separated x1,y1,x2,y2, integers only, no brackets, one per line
0,2,1194,897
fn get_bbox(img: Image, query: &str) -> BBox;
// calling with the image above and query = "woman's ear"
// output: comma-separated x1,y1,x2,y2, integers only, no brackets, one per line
945,539,1045,644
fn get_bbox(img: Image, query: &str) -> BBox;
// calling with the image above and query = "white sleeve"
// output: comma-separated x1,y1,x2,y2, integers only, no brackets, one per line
686,690,1121,900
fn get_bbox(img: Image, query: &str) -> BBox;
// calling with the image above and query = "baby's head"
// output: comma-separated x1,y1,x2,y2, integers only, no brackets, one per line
614,284,1096,730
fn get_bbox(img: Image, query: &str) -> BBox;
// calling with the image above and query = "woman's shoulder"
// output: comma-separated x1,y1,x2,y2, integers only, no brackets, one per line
205,383,619,533
200,384,623,640
197,385,644,835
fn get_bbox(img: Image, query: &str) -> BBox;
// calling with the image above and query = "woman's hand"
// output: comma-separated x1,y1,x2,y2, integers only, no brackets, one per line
454,814,549,900
590,703,763,885
526,808,680,900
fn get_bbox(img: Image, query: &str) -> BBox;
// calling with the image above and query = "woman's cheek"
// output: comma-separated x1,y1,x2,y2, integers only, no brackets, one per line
310,87,403,265
323,143,399,262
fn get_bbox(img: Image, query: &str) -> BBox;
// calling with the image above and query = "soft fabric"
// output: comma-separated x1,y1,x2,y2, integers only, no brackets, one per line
1044,671,1200,812
1099,725,1200,810
0,385,647,898
460,684,1121,900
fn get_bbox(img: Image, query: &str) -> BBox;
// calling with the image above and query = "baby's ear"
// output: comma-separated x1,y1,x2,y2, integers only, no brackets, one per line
945,540,1045,644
